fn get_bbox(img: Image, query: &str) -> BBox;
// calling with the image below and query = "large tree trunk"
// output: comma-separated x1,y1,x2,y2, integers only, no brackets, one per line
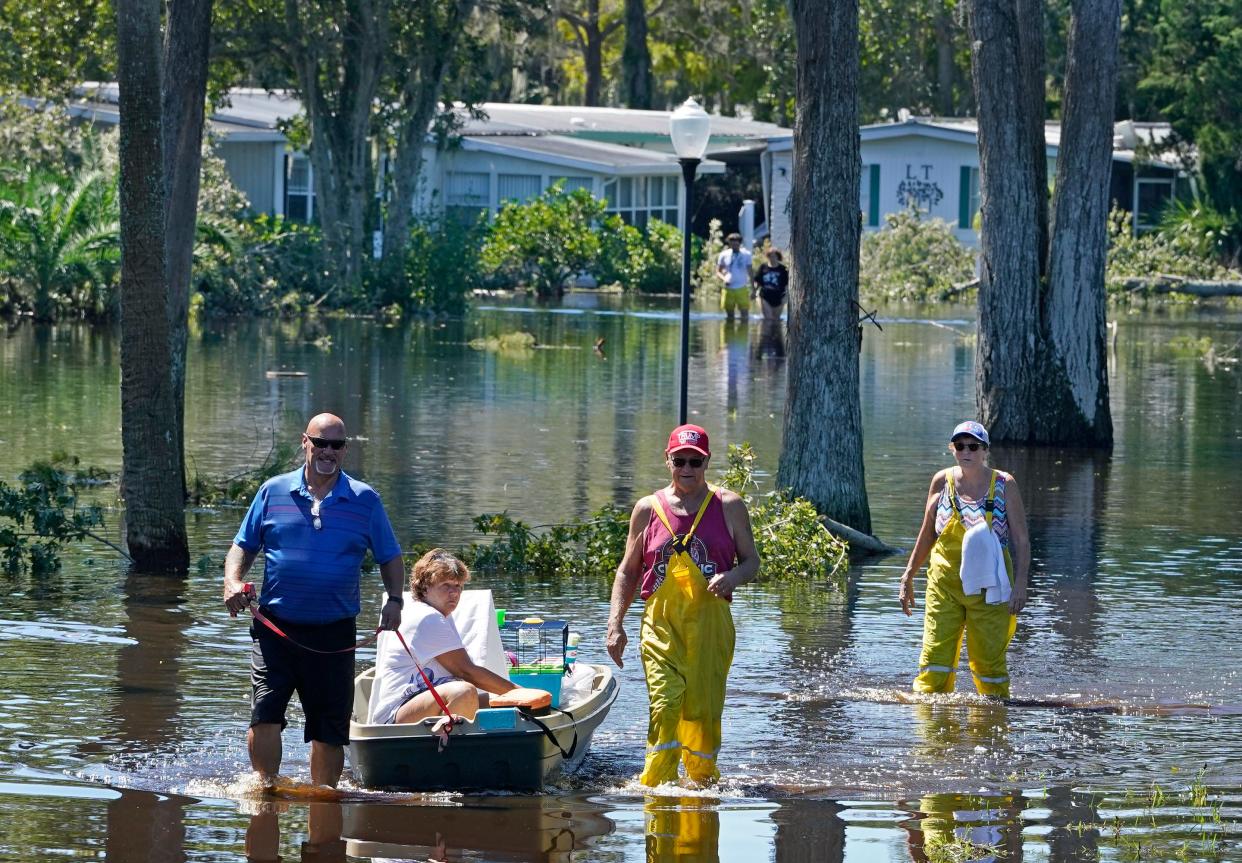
621,0,652,109
778,0,871,534
1040,0,1119,445
969,0,1045,441
162,0,213,498
382,0,476,276
284,0,386,291
971,0,1115,446
1015,0,1049,272
583,0,604,107
116,0,190,572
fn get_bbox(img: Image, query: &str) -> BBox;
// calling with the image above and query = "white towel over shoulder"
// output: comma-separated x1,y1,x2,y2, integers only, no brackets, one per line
959,520,1012,605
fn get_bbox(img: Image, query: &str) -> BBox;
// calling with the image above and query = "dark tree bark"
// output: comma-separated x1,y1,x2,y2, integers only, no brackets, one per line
162,0,213,498
970,0,1117,446
934,8,956,116
382,0,477,271
116,0,190,571
1014,0,1049,271
777,0,871,534
1041,0,1119,444
560,0,620,107
969,0,1045,440
284,0,387,290
621,0,652,108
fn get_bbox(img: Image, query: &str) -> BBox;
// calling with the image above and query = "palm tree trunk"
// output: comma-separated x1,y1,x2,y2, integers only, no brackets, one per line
162,0,213,499
116,0,189,571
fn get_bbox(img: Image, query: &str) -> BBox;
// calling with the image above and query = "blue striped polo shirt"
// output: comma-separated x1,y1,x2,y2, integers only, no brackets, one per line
234,467,403,624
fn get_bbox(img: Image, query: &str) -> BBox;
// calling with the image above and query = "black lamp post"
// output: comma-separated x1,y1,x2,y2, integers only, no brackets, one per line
669,99,712,425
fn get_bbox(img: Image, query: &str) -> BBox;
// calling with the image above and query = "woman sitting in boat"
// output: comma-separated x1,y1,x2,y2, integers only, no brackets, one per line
370,549,517,724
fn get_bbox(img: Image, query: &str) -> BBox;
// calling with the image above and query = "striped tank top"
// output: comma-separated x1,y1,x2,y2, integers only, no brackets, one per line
934,470,1010,546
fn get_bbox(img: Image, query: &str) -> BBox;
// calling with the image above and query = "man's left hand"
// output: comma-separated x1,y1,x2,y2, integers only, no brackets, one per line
379,599,402,631
706,570,738,599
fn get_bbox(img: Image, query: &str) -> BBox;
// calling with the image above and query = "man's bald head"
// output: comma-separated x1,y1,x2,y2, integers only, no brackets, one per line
306,413,346,438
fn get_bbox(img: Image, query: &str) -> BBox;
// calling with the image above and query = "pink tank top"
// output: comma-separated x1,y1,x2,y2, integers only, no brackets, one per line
641,489,738,600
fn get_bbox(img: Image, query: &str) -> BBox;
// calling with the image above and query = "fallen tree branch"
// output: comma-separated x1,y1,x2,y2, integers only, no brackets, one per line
818,515,900,558
1112,276,1242,297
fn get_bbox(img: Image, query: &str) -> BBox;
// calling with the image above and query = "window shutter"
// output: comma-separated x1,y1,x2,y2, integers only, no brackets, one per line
959,166,972,228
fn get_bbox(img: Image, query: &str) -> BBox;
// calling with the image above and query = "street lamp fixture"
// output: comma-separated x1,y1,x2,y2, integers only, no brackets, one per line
669,99,711,424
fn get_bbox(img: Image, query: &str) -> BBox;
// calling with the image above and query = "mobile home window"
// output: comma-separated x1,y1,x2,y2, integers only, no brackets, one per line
1135,177,1174,233
286,154,315,223
446,171,490,223
498,174,541,205
551,176,594,194
604,176,681,227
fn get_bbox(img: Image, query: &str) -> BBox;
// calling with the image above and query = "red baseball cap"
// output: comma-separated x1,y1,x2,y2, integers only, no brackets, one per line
666,424,711,457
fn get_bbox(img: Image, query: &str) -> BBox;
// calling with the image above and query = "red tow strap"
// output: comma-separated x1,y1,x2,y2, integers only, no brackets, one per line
243,583,378,654
242,583,455,730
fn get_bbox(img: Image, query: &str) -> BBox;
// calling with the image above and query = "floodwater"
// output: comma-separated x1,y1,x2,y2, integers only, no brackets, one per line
1,295,1241,861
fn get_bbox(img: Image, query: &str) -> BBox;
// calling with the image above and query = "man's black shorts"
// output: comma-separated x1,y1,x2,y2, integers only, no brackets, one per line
250,614,356,745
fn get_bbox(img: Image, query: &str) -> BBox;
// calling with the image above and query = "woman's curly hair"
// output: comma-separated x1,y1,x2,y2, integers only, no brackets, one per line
409,548,471,600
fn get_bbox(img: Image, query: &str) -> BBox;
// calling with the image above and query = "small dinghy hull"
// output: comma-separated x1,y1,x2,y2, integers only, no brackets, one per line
349,663,617,792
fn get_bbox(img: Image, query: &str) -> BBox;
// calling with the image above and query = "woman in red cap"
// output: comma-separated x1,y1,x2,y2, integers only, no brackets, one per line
606,424,760,786
898,421,1030,697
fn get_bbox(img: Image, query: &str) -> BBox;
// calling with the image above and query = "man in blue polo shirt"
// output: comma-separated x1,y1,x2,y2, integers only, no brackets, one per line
222,412,405,788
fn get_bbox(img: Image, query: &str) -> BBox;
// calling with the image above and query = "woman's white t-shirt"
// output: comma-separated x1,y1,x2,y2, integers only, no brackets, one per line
370,601,465,724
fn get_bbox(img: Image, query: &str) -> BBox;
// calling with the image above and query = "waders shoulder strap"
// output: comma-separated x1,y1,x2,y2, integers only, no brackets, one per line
984,470,998,527
650,487,716,553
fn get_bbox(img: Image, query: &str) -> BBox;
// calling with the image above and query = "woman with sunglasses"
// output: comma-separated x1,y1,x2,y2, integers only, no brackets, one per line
606,424,760,786
898,421,1030,698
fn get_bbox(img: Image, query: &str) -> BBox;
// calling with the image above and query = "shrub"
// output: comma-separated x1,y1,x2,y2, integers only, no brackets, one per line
193,214,327,316
1105,207,1236,288
1158,198,1242,271
480,184,605,298
597,215,684,294
693,218,726,297
394,214,486,314
859,208,975,302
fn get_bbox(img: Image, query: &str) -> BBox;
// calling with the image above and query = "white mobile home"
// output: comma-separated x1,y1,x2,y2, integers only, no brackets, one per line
762,117,1189,251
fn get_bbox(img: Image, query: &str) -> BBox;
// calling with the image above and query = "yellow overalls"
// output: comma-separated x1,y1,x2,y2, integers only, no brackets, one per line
638,489,736,786
915,471,1017,698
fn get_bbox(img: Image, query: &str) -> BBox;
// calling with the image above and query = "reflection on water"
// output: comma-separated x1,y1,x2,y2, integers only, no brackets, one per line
1,298,1242,860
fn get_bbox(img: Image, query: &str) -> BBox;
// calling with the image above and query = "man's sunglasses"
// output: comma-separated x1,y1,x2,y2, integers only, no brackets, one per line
953,441,984,452
306,435,347,450
670,456,705,468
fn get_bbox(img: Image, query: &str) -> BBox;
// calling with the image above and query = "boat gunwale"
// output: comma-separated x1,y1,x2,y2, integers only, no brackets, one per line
349,663,617,741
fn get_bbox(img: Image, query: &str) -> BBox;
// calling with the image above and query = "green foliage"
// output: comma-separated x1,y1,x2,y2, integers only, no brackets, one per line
860,209,975,302
693,218,726,297
452,444,847,581
391,214,486,314
596,215,683,294
193,214,328,316
0,167,120,320
1138,0,1242,214
480,184,606,298
0,455,112,575
1159,198,1242,270
719,443,849,579
468,330,538,352
1105,208,1237,287
0,4,114,97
